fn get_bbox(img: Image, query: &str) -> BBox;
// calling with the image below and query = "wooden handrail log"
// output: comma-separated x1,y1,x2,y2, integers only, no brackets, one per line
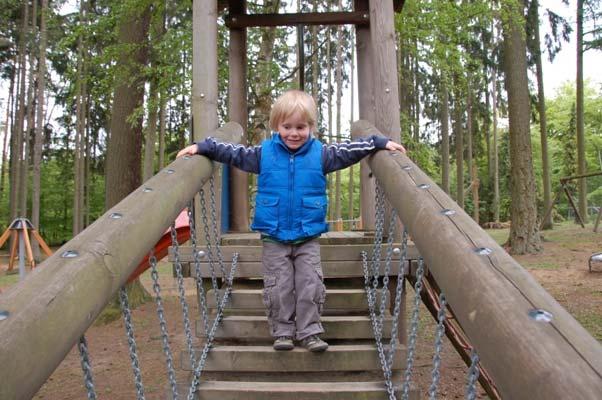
0,122,243,400
351,119,602,400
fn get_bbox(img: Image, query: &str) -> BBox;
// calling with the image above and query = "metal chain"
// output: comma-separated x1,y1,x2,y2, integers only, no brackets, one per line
465,350,480,400
149,252,179,400
428,293,447,400
208,175,226,279
199,184,221,307
362,251,394,399
187,253,239,400
385,228,409,378
118,286,146,400
402,257,426,400
187,201,211,337
170,224,197,369
77,335,97,400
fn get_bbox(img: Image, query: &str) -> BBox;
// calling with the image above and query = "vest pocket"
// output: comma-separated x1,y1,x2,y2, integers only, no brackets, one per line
301,195,328,235
252,194,280,234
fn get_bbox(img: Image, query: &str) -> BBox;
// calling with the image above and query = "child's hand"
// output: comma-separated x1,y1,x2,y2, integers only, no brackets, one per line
177,144,198,158
385,140,406,153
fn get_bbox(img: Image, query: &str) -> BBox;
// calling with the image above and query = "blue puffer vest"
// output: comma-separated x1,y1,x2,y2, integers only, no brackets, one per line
251,133,328,242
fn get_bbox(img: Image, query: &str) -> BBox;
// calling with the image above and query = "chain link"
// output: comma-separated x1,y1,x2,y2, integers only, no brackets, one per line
362,182,401,400
187,253,239,400
149,252,179,400
187,200,211,337
199,183,221,307
465,350,480,400
402,257,425,400
428,293,447,400
170,223,197,369
208,175,226,279
118,286,146,400
385,228,409,380
77,335,97,400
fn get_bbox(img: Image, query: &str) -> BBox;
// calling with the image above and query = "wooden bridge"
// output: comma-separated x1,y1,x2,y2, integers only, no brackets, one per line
171,232,419,399
2,0,602,398
1,121,601,399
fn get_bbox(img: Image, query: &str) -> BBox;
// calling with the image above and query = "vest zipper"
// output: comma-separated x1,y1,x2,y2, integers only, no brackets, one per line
289,154,294,228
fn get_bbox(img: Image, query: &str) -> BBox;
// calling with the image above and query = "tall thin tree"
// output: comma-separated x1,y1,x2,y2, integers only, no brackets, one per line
576,0,587,221
502,0,541,254
32,0,48,259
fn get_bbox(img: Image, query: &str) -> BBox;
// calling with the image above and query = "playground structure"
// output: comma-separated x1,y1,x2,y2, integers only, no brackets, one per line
1,1,602,399
0,218,53,279
540,171,602,232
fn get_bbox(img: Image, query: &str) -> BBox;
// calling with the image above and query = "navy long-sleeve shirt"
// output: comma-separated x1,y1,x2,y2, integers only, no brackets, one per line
195,134,390,174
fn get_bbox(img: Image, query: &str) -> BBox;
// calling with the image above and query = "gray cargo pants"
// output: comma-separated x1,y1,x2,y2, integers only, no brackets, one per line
261,238,326,340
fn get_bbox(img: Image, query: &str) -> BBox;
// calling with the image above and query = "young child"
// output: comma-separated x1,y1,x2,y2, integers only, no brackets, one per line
177,90,405,352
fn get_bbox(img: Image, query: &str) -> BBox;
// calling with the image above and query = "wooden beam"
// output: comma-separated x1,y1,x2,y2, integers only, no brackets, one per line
228,0,249,232
0,123,243,400
354,0,376,230
351,119,602,400
225,12,370,28
193,0,222,240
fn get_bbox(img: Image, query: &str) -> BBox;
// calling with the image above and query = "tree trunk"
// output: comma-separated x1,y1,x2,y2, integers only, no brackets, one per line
453,86,464,209
143,81,158,182
21,0,39,220
532,0,552,229
11,0,29,221
492,67,500,224
73,1,87,235
250,0,281,145
466,82,474,212
334,10,343,226
105,7,150,209
102,5,152,322
327,25,334,222
0,63,15,198
502,0,541,254
576,0,587,221
311,0,319,126
158,93,166,170
32,0,48,260
440,78,450,195
348,31,355,223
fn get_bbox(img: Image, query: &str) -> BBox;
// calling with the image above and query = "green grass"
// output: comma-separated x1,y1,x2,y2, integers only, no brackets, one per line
574,311,602,341
524,261,560,270
484,228,509,245
0,271,20,288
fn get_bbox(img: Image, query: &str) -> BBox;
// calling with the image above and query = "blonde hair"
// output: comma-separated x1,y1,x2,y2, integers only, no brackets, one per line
269,90,317,131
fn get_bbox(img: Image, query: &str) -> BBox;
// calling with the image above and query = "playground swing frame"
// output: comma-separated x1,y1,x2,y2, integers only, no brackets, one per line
539,171,602,232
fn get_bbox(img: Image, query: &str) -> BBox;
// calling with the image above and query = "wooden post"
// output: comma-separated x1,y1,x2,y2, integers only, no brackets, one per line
354,0,376,231
193,0,221,238
368,0,402,142
228,0,250,232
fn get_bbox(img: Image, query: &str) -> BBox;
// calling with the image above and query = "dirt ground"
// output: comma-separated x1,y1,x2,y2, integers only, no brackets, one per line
1,223,600,399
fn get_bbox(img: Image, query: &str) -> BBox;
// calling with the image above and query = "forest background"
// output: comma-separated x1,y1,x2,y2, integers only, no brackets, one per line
0,0,601,255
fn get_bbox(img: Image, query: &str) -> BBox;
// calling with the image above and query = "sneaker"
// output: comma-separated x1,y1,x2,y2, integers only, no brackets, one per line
273,336,294,351
300,335,328,352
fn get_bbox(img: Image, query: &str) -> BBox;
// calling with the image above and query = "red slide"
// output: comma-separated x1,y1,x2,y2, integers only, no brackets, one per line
126,210,191,284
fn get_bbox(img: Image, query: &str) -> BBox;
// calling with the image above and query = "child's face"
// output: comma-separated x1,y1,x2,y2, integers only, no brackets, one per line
277,111,311,151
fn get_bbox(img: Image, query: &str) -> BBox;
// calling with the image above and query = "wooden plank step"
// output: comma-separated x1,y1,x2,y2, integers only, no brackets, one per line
181,344,406,372
219,231,379,246
170,244,419,262
196,315,393,339
175,380,420,400
206,288,389,311
183,260,407,278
